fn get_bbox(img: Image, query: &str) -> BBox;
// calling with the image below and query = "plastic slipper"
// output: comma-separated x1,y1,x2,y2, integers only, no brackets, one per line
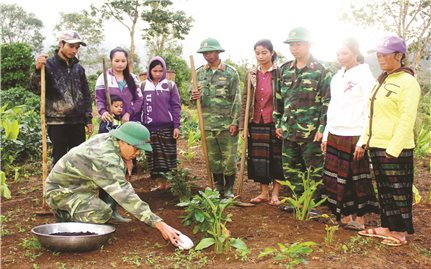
250,197,269,204
358,228,388,239
344,220,365,231
381,236,407,247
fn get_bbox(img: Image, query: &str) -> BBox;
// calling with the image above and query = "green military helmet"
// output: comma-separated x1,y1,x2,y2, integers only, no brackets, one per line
197,38,225,53
284,26,311,43
110,122,152,152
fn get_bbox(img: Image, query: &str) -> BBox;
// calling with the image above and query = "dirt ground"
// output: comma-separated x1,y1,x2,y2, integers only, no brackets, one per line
1,139,431,269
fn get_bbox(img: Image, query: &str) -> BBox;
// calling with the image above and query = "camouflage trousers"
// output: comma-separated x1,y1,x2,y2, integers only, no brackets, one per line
205,129,238,176
45,190,112,223
282,139,323,193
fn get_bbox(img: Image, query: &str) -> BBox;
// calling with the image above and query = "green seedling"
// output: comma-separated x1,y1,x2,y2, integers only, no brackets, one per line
180,188,248,255
259,241,317,269
164,166,199,203
278,167,327,220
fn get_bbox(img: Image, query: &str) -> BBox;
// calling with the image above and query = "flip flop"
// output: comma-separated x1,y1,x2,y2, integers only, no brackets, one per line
381,236,407,247
250,197,269,204
358,228,388,239
344,220,365,231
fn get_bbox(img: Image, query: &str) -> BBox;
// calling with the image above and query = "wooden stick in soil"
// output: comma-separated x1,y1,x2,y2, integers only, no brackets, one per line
189,55,214,188
102,58,112,114
36,64,52,215
237,74,252,197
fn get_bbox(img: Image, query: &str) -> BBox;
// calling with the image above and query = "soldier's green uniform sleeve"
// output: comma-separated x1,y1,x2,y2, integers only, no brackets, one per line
273,68,283,129
317,70,332,133
92,158,162,226
230,70,241,126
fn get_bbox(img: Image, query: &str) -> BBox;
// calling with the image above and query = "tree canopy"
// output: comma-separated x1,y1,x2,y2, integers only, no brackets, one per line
342,0,431,71
0,3,44,52
53,11,106,74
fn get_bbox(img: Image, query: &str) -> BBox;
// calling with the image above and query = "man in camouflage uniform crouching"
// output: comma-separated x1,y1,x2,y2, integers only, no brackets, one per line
191,38,241,198
274,27,332,194
45,121,184,246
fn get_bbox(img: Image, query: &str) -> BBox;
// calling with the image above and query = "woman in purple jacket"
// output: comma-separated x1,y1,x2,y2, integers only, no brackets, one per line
140,56,181,190
95,47,143,126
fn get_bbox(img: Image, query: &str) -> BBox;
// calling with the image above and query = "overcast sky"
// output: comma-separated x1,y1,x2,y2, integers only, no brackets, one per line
5,0,389,69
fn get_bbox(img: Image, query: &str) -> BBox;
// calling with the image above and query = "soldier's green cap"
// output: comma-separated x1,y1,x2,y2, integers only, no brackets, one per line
197,38,225,53
110,122,152,152
284,27,311,43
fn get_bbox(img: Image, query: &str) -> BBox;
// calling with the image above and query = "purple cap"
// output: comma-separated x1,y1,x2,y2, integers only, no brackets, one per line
370,36,406,54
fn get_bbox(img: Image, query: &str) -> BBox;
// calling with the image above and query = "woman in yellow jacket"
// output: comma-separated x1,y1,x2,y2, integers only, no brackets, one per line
359,36,420,246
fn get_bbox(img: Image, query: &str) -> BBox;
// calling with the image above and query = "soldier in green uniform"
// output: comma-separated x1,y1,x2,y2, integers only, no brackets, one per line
273,27,332,193
191,38,241,198
44,121,184,247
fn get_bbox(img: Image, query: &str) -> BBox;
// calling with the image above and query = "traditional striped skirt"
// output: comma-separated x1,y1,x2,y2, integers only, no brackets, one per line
369,148,414,234
146,127,177,179
323,133,379,221
247,122,284,184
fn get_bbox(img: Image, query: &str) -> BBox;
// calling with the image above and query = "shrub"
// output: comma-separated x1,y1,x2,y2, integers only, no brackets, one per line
0,87,40,110
0,43,33,90
0,104,42,175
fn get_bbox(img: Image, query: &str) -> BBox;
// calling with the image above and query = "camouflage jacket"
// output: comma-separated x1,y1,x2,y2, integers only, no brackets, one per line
195,62,241,131
273,56,331,141
30,51,93,125
44,133,162,226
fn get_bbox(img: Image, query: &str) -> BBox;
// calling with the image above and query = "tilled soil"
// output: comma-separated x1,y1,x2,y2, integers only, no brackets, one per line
1,139,430,269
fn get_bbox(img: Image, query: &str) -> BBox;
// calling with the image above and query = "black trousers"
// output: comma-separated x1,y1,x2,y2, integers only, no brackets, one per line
48,124,86,165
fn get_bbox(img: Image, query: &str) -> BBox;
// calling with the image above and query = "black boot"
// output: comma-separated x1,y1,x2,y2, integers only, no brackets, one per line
100,189,131,223
213,173,224,196
224,175,236,198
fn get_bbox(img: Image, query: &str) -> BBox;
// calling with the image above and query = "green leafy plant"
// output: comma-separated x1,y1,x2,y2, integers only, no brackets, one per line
415,123,431,158
20,237,42,261
258,241,317,269
0,43,34,90
0,171,11,199
341,235,376,255
278,167,327,220
180,129,200,161
0,103,42,177
122,251,142,267
179,188,248,255
166,249,208,269
164,166,199,202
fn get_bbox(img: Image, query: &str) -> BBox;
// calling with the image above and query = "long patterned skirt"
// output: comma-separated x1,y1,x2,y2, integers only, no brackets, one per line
247,122,284,184
323,133,379,221
369,148,414,234
146,127,177,179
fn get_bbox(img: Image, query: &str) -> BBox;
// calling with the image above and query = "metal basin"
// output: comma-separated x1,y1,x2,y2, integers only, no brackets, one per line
31,222,116,252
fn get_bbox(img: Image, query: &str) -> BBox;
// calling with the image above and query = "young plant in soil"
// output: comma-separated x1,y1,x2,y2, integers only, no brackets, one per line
278,167,327,220
180,129,200,162
313,214,339,245
258,241,317,269
164,166,199,202
178,188,248,255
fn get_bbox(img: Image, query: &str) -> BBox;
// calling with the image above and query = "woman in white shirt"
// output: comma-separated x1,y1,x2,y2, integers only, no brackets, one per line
321,38,379,230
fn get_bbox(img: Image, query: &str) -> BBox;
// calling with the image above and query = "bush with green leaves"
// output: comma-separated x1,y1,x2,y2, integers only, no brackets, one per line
258,241,316,269
0,87,40,110
163,166,199,202
0,104,42,176
178,188,248,255
0,43,34,90
278,167,327,220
